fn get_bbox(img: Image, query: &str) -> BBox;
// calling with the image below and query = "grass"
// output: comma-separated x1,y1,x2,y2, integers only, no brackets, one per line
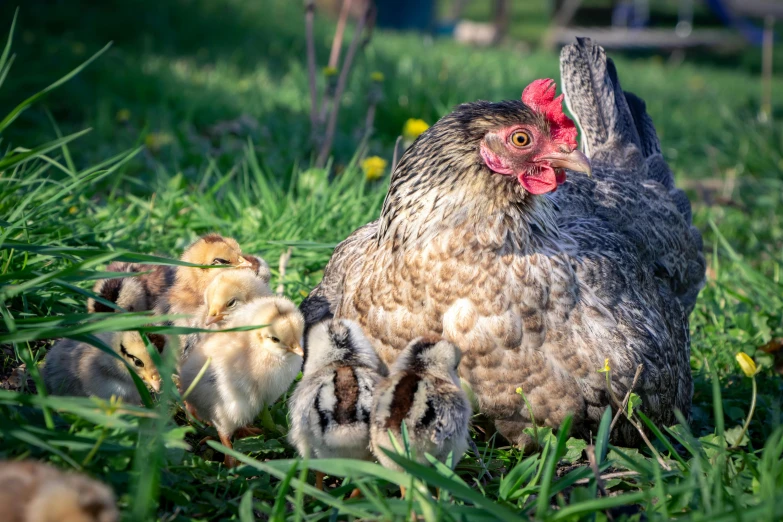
1,0,782,520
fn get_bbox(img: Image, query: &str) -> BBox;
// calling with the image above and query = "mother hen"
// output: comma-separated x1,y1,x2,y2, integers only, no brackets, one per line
302,38,705,446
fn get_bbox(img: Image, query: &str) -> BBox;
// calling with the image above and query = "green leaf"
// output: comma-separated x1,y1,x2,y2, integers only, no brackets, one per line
627,392,642,417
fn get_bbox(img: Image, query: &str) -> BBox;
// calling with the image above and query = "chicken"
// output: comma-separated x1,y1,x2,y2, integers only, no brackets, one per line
179,297,304,467
370,338,471,477
301,38,705,447
87,261,173,314
202,269,273,327
42,330,165,404
288,319,382,489
0,460,118,522
166,233,256,355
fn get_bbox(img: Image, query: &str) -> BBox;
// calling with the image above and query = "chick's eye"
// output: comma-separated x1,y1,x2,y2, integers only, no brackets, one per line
212,258,229,265
510,131,531,148
269,336,280,344
134,358,145,368
227,299,237,308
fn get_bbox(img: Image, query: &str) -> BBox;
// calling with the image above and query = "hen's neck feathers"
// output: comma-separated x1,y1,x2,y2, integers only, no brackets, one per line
378,115,560,253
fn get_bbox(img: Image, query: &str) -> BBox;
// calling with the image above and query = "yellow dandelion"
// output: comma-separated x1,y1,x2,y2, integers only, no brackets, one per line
362,156,387,181
735,352,758,378
370,71,384,83
323,66,338,77
116,109,131,123
69,206,78,214
145,132,175,152
597,358,611,373
515,387,523,395
403,118,429,141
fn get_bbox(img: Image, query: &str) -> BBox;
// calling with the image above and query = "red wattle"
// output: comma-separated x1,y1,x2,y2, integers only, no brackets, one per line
518,166,558,195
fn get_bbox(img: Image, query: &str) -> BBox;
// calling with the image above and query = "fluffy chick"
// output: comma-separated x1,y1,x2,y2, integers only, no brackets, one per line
42,331,166,404
179,297,304,466
168,234,255,316
288,319,382,487
87,261,174,314
202,269,272,327
0,460,118,522
370,338,471,473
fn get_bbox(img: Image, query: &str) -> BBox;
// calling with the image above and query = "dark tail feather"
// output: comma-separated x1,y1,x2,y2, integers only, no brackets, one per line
559,37,641,165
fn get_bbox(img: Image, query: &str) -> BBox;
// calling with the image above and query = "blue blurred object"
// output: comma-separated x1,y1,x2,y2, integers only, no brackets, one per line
706,0,770,46
375,0,435,32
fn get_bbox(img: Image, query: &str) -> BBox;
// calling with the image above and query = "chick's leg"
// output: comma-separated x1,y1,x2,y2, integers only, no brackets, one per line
315,471,325,491
219,431,238,468
234,425,263,439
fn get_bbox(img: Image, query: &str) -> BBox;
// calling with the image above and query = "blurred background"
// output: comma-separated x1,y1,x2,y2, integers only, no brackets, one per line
0,0,780,182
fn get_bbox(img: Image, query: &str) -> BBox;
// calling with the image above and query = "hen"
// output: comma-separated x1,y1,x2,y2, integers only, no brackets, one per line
302,38,705,446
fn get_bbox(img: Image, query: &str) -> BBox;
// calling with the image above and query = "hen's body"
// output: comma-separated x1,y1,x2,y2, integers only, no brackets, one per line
303,39,704,445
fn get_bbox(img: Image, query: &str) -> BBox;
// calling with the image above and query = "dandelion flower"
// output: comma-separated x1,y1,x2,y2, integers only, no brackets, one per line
362,156,387,181
597,358,610,373
736,352,758,378
403,118,429,141
116,109,131,123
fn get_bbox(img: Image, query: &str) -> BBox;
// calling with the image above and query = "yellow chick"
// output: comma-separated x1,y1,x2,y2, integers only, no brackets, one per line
42,331,166,404
202,269,273,327
167,234,256,317
0,460,118,522
179,297,304,467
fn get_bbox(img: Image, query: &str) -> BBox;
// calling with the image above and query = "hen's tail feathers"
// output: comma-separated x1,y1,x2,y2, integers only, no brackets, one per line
560,37,683,214
560,37,705,314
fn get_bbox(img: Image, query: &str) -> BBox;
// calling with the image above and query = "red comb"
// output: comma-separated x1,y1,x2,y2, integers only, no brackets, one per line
522,79,578,149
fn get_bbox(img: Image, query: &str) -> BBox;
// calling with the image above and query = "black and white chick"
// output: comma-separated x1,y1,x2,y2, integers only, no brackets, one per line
370,337,471,473
288,319,382,488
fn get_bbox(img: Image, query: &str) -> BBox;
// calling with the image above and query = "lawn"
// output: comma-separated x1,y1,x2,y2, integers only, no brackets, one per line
1,0,782,520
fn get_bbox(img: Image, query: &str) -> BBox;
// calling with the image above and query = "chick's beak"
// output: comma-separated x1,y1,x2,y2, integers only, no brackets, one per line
205,312,224,326
147,375,162,393
289,342,304,357
540,149,592,177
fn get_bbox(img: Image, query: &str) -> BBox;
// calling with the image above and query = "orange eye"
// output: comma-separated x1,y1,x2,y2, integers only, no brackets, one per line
510,131,531,148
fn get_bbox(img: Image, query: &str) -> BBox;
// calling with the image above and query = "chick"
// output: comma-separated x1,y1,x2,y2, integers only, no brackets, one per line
370,338,471,478
167,234,257,356
179,297,304,467
0,460,118,522
42,331,166,404
87,261,174,314
288,319,382,489
201,269,273,327
167,234,256,317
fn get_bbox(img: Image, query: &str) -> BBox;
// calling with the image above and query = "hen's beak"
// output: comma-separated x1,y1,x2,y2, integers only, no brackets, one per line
205,313,224,326
540,149,592,177
289,342,304,357
236,256,254,269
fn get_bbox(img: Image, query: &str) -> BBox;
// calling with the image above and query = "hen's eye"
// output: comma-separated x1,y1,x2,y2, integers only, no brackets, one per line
510,131,531,148
227,298,237,308
212,258,229,265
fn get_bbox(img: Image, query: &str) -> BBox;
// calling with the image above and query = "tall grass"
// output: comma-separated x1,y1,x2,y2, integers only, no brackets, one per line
1,4,782,521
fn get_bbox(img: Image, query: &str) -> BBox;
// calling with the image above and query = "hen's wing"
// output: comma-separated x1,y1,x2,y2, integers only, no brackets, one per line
300,221,379,337
558,38,705,314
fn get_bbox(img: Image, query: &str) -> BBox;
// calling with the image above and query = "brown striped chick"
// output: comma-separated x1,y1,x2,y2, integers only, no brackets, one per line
42,331,166,404
370,338,471,478
0,460,118,522
167,234,255,354
179,297,304,467
288,319,382,490
87,261,174,314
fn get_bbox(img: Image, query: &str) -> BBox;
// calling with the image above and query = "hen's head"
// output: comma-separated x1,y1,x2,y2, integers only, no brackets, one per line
478,79,590,194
